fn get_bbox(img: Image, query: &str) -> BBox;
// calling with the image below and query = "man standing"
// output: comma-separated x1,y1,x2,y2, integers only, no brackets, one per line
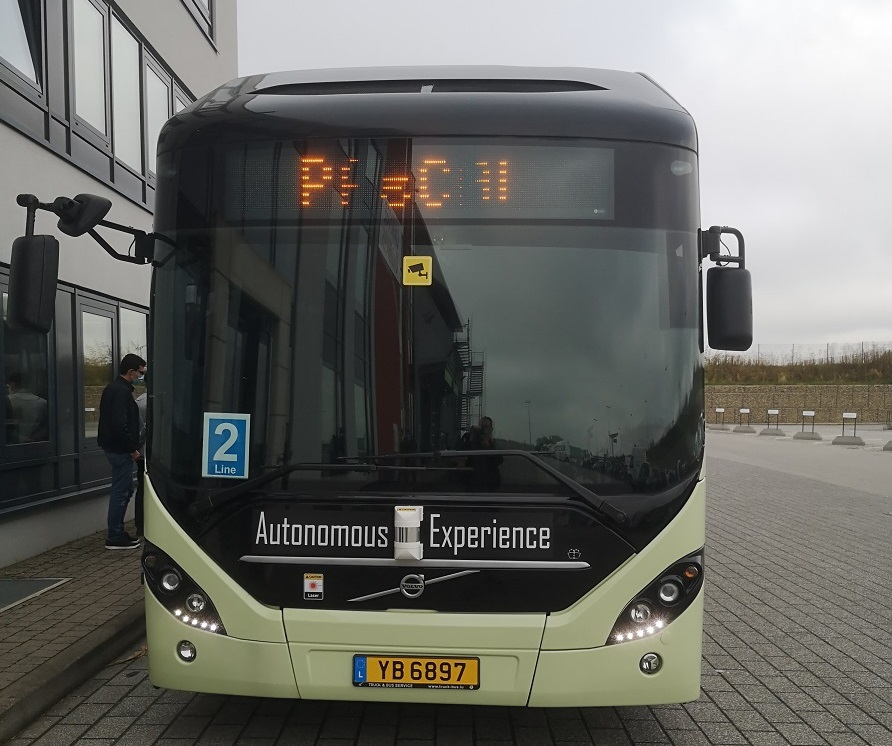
98,353,146,550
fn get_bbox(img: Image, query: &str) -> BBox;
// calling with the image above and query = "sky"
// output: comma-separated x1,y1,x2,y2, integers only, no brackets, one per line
236,0,892,348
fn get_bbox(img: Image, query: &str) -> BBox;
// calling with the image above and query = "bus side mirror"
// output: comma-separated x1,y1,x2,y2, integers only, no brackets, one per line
706,266,752,351
8,235,60,333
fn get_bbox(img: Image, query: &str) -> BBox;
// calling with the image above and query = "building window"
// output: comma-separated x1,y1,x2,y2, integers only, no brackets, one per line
111,16,142,170
2,294,50,446
0,0,197,208
145,62,171,174
0,0,41,84
73,0,107,135
81,309,114,440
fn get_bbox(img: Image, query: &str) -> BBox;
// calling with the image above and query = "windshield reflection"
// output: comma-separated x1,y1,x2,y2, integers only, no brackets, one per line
151,137,703,508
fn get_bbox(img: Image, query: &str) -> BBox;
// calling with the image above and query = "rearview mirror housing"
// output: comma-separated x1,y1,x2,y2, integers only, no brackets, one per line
706,266,752,351
8,235,60,333
55,193,112,237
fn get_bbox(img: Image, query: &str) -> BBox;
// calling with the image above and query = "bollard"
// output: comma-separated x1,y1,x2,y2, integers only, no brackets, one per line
832,412,865,446
759,408,785,437
733,407,756,434
793,410,822,441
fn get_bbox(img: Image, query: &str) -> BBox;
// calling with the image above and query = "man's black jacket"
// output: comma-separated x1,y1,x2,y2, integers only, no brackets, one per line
97,377,139,453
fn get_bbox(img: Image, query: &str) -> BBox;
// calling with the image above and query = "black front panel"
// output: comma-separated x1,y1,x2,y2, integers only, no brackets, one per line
203,497,635,612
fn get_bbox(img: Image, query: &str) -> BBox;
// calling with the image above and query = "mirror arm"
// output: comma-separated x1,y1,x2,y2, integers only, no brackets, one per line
16,193,54,237
86,227,149,265
701,225,746,269
15,193,153,265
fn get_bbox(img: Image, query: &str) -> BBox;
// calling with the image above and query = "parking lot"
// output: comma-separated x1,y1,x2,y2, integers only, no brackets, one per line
9,430,892,745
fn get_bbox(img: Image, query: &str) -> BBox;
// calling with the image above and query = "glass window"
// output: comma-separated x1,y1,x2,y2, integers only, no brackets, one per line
145,65,170,173
120,307,148,394
73,0,106,134
82,311,114,439
0,0,40,83
3,293,50,445
175,95,189,113
353,382,368,456
111,17,141,169
119,307,147,358
151,136,703,512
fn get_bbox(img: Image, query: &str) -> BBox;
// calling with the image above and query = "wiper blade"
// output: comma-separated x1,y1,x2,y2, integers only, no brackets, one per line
432,449,627,525
189,460,470,520
189,462,373,519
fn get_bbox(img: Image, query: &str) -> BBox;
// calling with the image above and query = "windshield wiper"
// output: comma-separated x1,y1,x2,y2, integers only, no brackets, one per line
376,449,627,525
188,460,469,520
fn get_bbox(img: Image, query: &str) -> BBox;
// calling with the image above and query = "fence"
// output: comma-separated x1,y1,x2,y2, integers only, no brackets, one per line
706,341,892,365
705,384,892,424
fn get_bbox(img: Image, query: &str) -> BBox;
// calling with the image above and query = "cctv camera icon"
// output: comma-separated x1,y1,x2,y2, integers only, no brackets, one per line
407,262,428,278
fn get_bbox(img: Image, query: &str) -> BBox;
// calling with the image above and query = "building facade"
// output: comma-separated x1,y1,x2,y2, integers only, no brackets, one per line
0,0,237,566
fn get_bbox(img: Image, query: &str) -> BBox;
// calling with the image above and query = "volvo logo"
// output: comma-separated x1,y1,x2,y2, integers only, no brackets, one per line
399,574,425,598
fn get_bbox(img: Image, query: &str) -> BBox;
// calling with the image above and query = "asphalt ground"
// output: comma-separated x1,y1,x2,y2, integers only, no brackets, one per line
3,429,892,745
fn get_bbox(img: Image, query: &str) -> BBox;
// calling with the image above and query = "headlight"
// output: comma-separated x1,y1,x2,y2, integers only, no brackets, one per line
160,570,181,592
608,550,703,645
658,579,682,605
186,593,206,612
142,542,226,635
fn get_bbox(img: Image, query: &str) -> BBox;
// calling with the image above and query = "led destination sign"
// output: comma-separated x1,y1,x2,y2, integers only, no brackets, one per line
250,506,556,561
227,139,614,221
299,143,614,219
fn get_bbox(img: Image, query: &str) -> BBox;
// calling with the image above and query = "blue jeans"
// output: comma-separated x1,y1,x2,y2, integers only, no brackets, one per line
105,450,135,541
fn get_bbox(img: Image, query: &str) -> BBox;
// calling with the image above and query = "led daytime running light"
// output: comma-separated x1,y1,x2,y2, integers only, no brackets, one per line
613,618,665,644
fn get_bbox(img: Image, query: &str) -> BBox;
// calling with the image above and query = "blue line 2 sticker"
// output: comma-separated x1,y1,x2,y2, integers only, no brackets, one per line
202,413,250,479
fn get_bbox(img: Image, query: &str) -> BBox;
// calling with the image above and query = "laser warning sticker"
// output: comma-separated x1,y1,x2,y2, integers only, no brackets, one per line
402,256,432,286
304,573,324,601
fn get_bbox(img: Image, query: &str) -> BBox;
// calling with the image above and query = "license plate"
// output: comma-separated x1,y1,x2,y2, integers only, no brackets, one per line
353,655,480,689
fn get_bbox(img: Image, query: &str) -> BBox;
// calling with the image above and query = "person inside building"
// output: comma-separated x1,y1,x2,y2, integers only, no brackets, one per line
6,373,49,443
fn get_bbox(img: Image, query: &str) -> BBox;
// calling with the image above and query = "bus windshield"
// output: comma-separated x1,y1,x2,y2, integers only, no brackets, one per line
150,136,703,524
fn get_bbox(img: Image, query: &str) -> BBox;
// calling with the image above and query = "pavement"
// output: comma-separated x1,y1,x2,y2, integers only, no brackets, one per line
0,522,145,743
1,428,890,744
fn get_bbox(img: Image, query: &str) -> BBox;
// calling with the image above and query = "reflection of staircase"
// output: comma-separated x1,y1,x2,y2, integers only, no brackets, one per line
455,321,485,430
468,362,484,397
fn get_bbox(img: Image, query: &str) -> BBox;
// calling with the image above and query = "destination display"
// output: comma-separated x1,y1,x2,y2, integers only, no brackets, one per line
227,139,615,222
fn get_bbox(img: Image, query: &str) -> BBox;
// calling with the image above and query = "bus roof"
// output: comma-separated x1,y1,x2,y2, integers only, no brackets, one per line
162,66,697,153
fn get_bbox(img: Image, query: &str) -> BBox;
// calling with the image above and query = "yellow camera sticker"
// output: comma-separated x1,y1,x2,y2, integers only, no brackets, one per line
403,256,433,286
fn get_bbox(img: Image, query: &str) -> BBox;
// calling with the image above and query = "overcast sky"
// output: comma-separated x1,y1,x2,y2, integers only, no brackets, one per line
237,0,892,347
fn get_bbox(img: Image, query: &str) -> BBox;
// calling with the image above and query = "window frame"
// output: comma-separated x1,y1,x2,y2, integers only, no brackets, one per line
180,0,215,44
0,0,197,212
143,53,173,179
0,278,57,463
0,0,45,94
70,0,112,147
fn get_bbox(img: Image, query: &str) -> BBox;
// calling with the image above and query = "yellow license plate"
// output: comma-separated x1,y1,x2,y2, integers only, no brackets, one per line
353,655,480,689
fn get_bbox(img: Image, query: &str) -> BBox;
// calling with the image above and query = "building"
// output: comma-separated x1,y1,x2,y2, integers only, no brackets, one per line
0,0,237,566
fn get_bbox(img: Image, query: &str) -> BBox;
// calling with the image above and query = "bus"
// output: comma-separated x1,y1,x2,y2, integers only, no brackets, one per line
8,66,752,707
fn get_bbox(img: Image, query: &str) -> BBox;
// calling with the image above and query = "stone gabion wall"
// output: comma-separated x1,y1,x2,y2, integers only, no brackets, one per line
705,385,892,425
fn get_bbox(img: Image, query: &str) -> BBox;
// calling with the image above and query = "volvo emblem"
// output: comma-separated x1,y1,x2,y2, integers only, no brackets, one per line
399,574,425,598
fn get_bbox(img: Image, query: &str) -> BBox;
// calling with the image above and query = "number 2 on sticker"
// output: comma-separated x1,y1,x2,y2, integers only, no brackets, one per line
213,423,239,461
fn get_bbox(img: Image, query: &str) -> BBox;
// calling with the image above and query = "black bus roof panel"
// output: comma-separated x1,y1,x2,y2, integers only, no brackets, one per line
161,66,697,154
